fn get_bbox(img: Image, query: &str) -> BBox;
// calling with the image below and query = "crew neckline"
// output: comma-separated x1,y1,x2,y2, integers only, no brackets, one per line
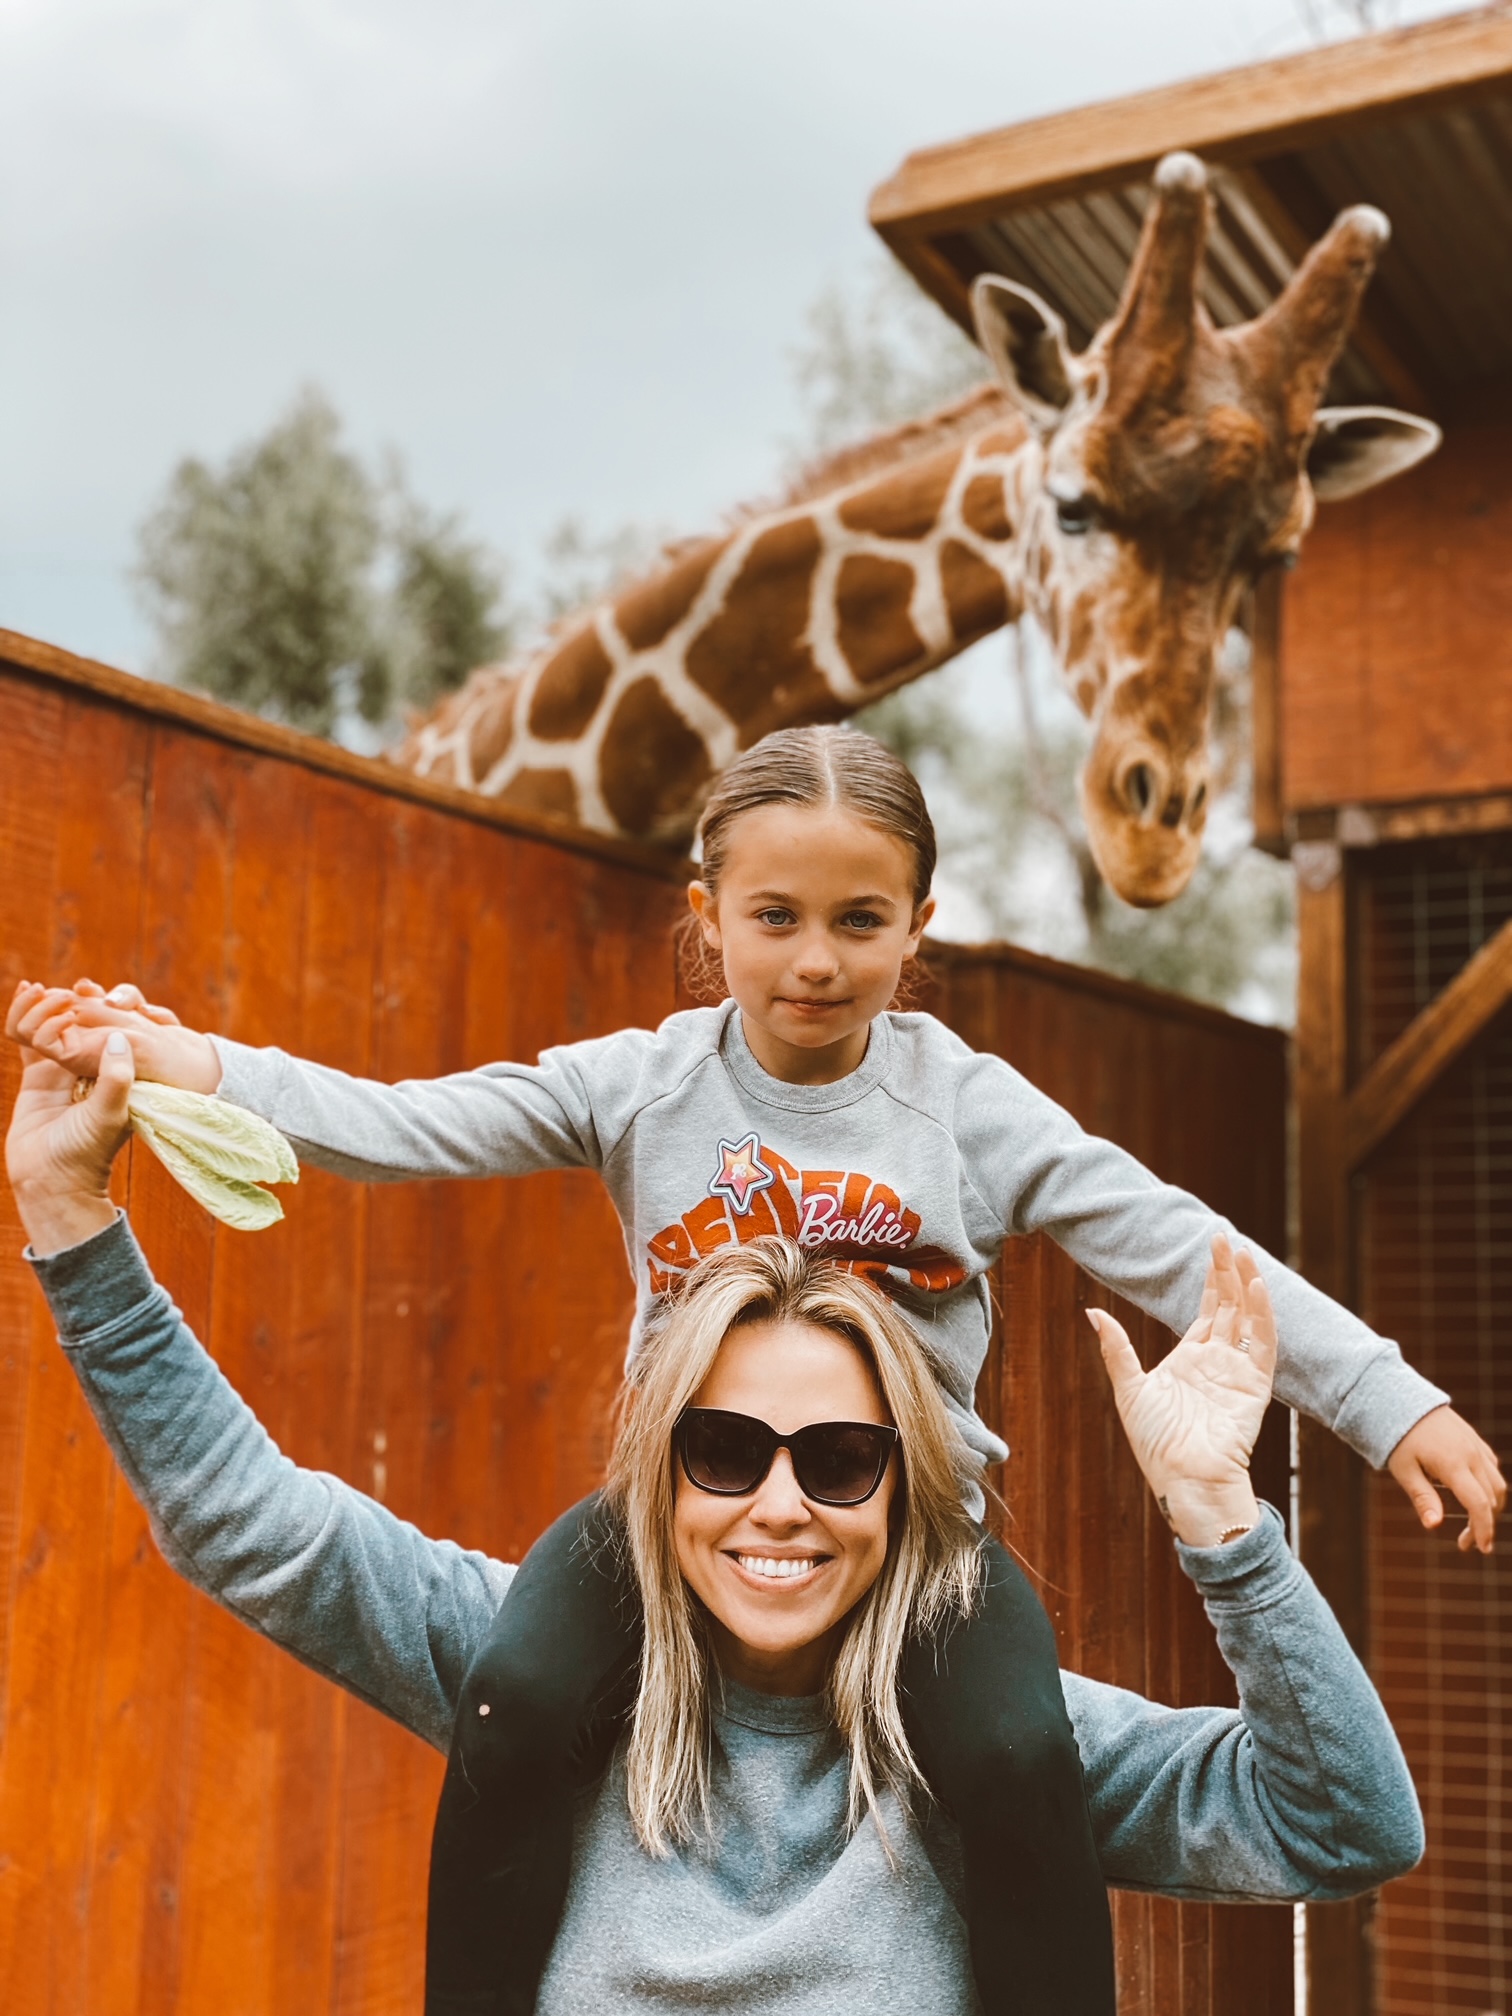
720,1002,894,1114
713,1671,834,1736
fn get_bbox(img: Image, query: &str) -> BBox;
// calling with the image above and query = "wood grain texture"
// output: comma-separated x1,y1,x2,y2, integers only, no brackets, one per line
869,7,1512,233
0,652,1289,2011
1343,913,1512,1170
1281,421,1512,815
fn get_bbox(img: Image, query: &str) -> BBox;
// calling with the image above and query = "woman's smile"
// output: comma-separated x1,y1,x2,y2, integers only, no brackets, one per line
727,1549,832,1588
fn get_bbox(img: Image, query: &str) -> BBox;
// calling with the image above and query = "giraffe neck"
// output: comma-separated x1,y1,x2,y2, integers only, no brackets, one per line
404,404,1048,841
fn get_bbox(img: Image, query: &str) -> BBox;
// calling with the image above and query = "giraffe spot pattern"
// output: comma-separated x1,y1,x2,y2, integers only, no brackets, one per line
501,767,582,822
961,472,1013,544
601,677,712,836
617,539,725,652
837,449,955,541
940,540,1009,644
835,555,925,685
467,675,520,780
685,517,824,726
528,624,615,741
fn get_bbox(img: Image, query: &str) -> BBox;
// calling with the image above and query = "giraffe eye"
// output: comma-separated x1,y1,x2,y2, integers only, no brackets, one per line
1054,494,1098,536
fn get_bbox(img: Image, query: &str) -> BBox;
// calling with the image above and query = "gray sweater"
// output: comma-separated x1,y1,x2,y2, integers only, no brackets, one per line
215,1002,1446,1497
30,1215,1423,2016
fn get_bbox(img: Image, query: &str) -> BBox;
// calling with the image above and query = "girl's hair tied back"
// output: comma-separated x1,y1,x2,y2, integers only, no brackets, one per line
679,726,937,1004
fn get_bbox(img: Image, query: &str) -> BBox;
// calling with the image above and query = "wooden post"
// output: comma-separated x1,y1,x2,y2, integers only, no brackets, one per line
1293,838,1374,2014
1249,573,1286,858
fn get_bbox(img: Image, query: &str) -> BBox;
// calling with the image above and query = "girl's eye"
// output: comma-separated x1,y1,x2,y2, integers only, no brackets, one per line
756,908,795,928
842,911,884,932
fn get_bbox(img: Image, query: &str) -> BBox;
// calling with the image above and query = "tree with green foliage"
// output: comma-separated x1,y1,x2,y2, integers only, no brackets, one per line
135,390,512,740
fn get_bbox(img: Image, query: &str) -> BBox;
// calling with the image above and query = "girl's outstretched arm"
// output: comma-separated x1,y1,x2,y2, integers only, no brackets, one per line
8,975,647,1184
954,1046,1504,1549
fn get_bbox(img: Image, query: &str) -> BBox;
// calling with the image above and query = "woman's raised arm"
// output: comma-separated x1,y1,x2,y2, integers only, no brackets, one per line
1064,1242,1423,1900
6,1036,510,1750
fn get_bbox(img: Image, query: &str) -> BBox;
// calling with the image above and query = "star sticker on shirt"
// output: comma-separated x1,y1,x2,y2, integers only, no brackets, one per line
708,1133,777,1216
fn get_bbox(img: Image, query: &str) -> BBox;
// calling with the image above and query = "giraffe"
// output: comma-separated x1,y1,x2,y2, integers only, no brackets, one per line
396,152,1438,906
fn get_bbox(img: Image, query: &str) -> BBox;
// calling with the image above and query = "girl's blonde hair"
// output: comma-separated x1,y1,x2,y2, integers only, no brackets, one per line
680,725,938,1002
604,1237,981,1857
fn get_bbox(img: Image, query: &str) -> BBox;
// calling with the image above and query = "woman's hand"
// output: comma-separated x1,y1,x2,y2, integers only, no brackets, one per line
5,1026,136,1256
1088,1233,1275,1549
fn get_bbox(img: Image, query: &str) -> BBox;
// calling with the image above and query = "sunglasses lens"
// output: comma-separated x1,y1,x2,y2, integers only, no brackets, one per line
681,1411,772,1494
794,1424,893,1505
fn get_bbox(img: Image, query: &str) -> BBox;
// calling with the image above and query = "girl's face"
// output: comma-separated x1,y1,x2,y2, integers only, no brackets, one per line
673,1317,898,1698
687,803,933,1085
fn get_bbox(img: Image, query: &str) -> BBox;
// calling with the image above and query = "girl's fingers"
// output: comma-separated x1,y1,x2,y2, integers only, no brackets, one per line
4,981,46,1042
1447,1461,1497,1553
11,987,76,1046
1087,1308,1144,1406
1395,1451,1446,1532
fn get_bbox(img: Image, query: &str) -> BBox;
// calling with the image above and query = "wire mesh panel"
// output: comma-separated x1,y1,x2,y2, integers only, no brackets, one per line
1353,838,1512,2016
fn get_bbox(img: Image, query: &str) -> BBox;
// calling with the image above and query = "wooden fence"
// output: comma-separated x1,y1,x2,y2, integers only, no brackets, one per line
0,632,1291,2014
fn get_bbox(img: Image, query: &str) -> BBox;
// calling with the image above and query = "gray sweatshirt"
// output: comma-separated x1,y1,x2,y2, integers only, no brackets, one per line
215,1002,1445,1493
30,1215,1423,2016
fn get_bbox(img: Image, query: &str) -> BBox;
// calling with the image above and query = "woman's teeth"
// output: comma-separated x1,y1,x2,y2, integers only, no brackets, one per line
736,1554,819,1580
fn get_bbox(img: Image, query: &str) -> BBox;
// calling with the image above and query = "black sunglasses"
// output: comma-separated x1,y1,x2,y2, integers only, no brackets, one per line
675,1407,899,1508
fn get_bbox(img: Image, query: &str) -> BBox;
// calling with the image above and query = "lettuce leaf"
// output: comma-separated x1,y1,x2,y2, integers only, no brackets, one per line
127,1084,299,1231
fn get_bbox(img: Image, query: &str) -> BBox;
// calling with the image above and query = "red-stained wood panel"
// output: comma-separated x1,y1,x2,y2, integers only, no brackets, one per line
924,943,1294,2016
0,649,1290,2013
1281,421,1512,815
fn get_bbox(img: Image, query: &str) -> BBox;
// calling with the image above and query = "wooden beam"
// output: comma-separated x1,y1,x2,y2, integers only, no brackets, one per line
1248,573,1285,858
1336,791,1512,848
1292,845,1374,2016
1343,913,1512,1170
869,7,1512,237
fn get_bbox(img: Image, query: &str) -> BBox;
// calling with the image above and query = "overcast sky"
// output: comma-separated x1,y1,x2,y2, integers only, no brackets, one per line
0,0,1466,673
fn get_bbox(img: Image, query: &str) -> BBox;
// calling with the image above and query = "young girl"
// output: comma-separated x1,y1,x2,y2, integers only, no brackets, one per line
11,726,1502,2016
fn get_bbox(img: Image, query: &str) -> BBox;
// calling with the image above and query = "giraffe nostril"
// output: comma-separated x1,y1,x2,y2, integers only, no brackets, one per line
1190,781,1207,820
1125,763,1155,816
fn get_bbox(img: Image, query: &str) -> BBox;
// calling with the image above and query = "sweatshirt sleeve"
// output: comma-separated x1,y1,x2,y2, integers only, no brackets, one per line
211,1025,660,1185
27,1214,510,1753
953,1053,1448,1469
1063,1505,1423,1901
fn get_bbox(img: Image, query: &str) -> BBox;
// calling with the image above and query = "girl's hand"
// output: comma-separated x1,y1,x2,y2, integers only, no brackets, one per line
5,1027,136,1257
1089,1233,1275,1549
6,978,220,1094
1388,1407,1505,1555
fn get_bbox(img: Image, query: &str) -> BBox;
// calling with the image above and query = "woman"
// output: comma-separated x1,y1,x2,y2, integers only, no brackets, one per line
7,1030,1423,2013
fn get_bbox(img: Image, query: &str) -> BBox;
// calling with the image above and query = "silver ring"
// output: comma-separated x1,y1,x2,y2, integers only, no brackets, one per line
1236,1336,1254,1355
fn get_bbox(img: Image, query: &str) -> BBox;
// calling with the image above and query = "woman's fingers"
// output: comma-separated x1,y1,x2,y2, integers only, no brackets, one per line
1235,1259,1279,1382
91,1030,136,1130
1087,1308,1143,1406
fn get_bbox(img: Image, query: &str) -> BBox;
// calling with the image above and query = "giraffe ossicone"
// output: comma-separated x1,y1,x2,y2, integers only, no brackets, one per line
394,153,1439,906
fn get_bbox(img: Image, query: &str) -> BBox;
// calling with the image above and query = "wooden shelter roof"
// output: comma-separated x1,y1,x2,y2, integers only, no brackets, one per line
869,4,1512,416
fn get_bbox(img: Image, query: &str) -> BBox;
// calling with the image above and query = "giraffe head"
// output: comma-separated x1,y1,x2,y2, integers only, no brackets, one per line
973,152,1439,906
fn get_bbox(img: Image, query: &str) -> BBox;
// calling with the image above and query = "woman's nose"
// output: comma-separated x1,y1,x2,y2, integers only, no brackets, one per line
749,1450,810,1527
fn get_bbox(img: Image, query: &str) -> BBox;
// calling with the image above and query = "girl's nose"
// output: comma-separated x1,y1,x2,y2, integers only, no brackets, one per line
791,932,840,980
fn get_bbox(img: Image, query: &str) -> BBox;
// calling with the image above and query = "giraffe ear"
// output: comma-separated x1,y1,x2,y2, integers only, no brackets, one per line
1307,406,1441,501
971,275,1078,432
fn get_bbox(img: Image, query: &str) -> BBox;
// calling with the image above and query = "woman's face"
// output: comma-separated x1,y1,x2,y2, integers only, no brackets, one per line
673,1317,897,1697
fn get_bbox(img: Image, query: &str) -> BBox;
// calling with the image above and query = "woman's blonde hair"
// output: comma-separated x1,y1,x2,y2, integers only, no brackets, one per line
604,1237,981,1857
